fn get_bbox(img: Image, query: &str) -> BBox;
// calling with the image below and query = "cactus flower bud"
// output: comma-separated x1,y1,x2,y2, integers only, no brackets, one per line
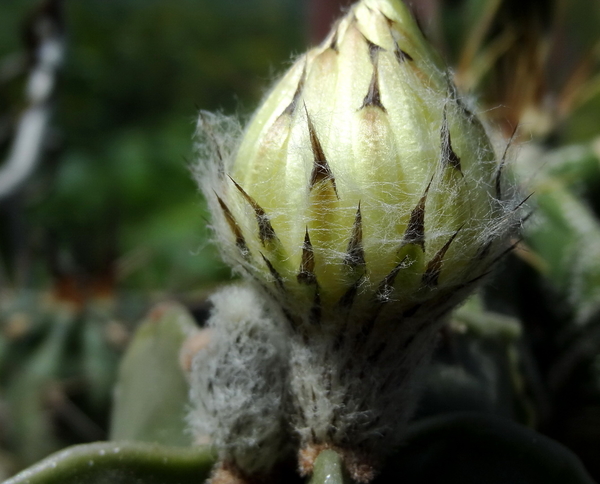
196,0,523,481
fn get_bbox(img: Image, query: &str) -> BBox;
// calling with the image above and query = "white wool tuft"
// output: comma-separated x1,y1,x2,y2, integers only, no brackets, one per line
187,284,291,477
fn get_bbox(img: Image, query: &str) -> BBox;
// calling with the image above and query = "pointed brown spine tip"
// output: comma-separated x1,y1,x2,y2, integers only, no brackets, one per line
381,11,394,27
215,193,249,257
344,203,366,268
361,40,386,112
298,228,317,285
463,271,491,289
402,181,431,250
446,77,474,120
282,63,307,116
495,164,504,201
392,37,413,64
362,257,408,338
376,255,408,302
361,63,386,112
365,39,384,63
440,106,463,174
496,126,518,200
260,252,285,292
510,193,533,215
228,176,277,245
414,15,428,40
394,47,413,63
305,107,339,198
422,228,461,288
457,97,475,120
329,25,340,52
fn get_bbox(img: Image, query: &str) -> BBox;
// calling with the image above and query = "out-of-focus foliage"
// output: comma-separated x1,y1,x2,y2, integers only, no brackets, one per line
0,0,304,291
0,0,304,476
109,302,195,446
7,301,595,484
431,0,600,480
4,0,600,483
0,290,132,466
4,441,214,484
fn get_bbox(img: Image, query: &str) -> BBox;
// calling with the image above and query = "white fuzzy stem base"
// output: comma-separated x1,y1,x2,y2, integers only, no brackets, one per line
298,443,377,484
288,311,447,481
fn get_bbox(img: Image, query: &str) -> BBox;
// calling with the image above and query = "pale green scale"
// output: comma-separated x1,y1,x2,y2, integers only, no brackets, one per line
379,56,439,189
234,59,304,185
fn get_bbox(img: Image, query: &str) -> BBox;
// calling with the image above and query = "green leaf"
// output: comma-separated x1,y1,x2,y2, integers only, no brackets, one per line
4,441,214,484
109,302,196,446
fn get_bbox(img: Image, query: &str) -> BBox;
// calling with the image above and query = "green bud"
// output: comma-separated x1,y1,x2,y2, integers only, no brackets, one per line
196,0,523,480
200,0,515,327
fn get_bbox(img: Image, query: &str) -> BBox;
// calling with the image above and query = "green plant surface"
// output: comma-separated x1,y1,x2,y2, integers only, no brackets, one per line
5,305,79,465
109,302,196,446
513,141,600,329
2,0,600,482
377,413,596,484
6,413,595,484
81,300,123,412
308,450,350,484
0,290,139,469
530,183,600,322
3,442,214,484
418,297,531,424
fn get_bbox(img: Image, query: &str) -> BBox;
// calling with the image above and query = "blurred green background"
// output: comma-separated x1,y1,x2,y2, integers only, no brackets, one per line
0,0,305,295
2,0,600,482
0,0,306,475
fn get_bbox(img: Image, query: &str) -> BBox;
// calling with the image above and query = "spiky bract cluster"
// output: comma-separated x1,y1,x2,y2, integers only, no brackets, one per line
198,0,518,334
195,0,523,480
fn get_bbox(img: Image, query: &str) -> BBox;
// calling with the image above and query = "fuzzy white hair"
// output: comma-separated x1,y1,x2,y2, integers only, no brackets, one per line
187,284,291,477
